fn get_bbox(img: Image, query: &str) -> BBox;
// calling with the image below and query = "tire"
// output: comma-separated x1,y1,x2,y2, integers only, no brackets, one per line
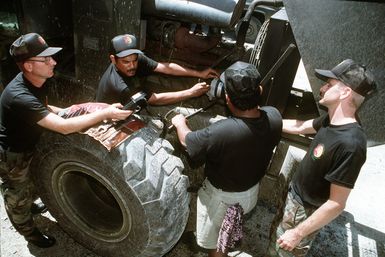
30,125,190,257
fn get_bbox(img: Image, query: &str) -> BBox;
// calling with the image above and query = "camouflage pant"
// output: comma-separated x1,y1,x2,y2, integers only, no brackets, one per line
267,190,318,257
0,151,36,236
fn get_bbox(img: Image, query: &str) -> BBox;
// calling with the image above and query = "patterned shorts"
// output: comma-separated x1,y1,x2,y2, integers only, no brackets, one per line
267,190,318,257
0,151,36,235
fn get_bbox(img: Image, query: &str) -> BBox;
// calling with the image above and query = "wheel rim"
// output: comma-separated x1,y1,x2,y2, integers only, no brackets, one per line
51,161,132,242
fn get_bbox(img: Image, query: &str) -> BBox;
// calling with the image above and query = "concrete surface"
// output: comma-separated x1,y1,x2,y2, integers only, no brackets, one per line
1,144,384,257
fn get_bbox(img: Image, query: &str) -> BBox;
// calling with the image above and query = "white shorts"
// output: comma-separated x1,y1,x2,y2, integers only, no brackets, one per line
196,179,259,249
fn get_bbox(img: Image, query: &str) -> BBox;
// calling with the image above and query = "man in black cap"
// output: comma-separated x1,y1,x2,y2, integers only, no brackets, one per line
268,59,377,257
96,34,219,105
0,33,132,248
172,61,282,257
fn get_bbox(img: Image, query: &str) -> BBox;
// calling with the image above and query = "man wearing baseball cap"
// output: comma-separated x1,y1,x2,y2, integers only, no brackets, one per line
268,59,376,257
0,33,132,248
96,34,219,105
172,61,282,257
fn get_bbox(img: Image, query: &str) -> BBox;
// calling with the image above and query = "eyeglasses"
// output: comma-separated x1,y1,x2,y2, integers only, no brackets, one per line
27,56,54,65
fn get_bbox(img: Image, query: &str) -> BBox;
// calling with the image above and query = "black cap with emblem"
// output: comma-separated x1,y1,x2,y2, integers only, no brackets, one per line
9,33,62,62
315,59,376,97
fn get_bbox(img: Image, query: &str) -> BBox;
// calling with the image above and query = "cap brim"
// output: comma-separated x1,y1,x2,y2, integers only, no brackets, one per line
37,47,62,57
116,49,143,57
314,68,339,81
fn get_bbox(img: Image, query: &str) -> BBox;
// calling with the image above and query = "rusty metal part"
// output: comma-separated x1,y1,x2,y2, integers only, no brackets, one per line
82,116,146,151
59,102,146,151
174,26,221,53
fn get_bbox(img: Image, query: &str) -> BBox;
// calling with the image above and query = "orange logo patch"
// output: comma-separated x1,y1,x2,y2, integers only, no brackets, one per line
123,35,132,45
312,144,324,159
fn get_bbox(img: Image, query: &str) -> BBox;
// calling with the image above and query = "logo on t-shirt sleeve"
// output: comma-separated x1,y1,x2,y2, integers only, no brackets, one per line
312,143,325,160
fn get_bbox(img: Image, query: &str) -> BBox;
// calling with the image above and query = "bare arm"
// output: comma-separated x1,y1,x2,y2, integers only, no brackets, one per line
47,105,63,114
154,62,219,79
282,119,316,135
147,82,209,105
37,104,133,135
171,114,192,147
277,184,351,251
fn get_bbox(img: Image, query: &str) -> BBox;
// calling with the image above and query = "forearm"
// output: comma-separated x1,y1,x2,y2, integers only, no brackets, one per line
282,119,316,135
47,105,64,114
62,111,110,134
171,114,191,147
158,62,202,78
294,200,345,238
174,123,191,147
38,110,109,135
148,90,192,105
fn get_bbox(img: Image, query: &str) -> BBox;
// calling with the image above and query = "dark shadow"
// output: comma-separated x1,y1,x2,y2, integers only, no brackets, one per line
26,214,100,257
308,211,385,257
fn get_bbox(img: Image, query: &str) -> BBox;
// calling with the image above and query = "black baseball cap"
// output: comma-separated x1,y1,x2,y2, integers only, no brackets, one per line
315,59,376,97
111,34,143,57
9,33,62,62
223,61,262,99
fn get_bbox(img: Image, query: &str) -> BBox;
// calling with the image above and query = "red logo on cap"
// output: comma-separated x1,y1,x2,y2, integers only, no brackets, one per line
38,36,46,45
123,35,132,45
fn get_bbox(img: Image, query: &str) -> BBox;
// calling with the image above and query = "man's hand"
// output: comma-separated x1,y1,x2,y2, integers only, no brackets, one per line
200,68,219,79
277,228,303,252
171,114,187,128
171,114,190,147
188,82,210,97
103,103,133,121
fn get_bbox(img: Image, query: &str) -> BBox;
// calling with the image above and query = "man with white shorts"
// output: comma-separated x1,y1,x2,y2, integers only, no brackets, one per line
172,61,282,257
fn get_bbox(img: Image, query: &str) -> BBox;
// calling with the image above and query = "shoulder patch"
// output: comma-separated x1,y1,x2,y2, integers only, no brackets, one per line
312,143,325,160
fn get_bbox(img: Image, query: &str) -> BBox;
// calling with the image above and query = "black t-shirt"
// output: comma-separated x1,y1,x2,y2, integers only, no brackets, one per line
0,73,50,152
292,114,367,207
185,110,277,192
96,54,158,104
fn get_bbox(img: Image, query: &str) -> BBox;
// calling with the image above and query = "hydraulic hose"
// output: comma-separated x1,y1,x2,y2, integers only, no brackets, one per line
236,0,284,47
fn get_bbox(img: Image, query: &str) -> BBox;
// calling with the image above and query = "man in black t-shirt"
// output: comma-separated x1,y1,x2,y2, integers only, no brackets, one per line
0,33,132,248
96,34,219,105
268,59,377,257
172,61,282,257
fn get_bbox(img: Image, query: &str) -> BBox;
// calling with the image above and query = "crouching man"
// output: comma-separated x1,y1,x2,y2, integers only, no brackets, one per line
0,33,132,248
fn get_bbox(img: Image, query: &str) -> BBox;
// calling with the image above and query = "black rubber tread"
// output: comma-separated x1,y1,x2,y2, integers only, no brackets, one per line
30,126,190,257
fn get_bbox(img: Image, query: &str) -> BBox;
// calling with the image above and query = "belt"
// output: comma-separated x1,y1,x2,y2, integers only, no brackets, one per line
288,184,304,205
288,184,319,210
209,179,255,193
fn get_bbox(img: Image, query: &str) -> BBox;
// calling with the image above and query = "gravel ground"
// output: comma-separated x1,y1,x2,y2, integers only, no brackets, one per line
1,145,385,257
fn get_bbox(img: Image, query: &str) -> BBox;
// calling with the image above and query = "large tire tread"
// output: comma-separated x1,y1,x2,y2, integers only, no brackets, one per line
31,126,190,257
